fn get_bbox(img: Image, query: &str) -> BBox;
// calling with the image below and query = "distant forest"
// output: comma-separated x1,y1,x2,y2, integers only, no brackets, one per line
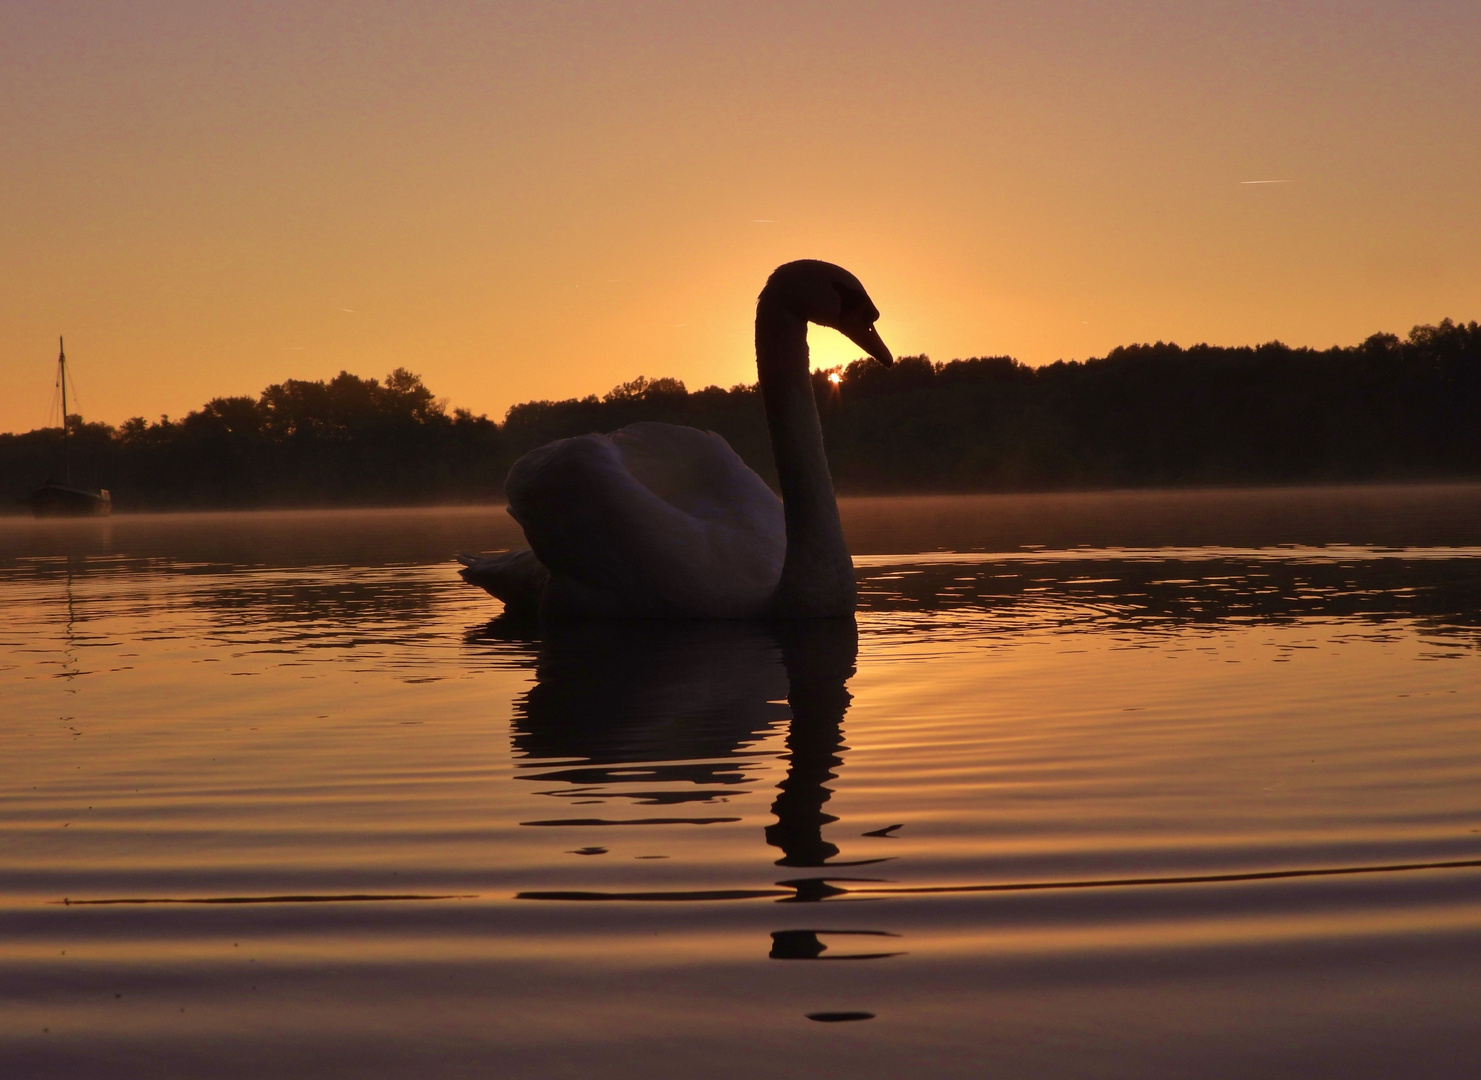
3,319,1479,511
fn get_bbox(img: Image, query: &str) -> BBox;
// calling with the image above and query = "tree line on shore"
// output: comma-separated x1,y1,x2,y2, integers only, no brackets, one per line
3,319,1478,511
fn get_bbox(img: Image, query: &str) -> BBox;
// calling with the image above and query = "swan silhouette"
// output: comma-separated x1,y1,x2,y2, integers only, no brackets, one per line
459,260,892,618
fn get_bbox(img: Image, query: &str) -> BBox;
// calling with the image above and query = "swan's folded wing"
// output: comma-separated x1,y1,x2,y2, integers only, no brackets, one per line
505,423,784,617
610,422,782,534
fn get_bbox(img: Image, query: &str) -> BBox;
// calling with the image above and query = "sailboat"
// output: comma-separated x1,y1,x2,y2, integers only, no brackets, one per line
22,337,112,518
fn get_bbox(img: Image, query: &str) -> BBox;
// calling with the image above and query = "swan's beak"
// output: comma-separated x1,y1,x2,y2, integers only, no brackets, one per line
847,323,893,367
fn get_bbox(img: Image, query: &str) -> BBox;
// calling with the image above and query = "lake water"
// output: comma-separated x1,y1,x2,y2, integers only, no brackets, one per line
4,486,1481,1078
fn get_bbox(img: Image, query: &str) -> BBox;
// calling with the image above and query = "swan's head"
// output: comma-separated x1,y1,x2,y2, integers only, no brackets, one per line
762,260,894,367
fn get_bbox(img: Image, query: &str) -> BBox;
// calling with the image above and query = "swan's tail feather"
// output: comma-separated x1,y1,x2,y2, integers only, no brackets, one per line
457,549,549,615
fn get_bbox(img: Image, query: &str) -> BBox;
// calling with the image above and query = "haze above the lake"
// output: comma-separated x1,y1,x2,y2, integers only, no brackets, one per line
2,1,1477,433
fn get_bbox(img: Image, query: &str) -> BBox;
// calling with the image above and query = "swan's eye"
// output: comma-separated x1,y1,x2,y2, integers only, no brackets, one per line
832,281,869,316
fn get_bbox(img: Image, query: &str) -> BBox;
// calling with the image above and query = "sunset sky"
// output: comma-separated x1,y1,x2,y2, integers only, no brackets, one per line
2,1,1477,434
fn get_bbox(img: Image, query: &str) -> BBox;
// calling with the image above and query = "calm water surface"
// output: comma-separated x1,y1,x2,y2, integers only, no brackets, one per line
4,487,1481,1078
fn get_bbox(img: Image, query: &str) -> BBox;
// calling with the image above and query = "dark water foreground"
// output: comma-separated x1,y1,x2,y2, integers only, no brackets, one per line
3,486,1481,1079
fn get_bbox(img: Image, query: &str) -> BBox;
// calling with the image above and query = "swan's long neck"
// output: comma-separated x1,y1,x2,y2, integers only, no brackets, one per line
756,296,855,617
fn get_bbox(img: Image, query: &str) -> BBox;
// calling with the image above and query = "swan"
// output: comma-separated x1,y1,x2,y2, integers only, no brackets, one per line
458,260,892,618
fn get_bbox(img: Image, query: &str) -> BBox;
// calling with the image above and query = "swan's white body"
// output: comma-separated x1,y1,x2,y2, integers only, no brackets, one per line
505,422,785,617
460,260,891,619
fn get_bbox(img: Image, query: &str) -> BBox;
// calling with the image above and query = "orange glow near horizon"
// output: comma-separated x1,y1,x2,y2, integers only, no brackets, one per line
2,2,1479,433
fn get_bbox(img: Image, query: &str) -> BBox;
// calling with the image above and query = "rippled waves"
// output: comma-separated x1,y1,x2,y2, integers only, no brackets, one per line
4,491,1481,1078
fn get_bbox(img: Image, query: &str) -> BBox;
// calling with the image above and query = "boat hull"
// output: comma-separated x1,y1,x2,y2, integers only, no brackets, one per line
24,483,112,518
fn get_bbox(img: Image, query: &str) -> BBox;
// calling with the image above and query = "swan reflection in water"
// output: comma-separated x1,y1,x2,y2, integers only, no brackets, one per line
471,615,877,872
469,616,903,964
468,614,898,897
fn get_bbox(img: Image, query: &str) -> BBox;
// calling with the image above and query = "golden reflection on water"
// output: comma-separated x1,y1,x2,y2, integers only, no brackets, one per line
3,489,1481,1077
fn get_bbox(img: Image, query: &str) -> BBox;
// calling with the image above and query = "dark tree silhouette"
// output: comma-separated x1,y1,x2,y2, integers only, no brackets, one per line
3,320,1479,511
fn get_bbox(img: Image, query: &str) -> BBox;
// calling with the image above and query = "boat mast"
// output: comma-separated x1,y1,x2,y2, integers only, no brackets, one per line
58,336,70,486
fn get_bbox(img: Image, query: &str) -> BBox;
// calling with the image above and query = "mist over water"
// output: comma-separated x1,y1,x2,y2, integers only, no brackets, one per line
4,487,1481,1078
